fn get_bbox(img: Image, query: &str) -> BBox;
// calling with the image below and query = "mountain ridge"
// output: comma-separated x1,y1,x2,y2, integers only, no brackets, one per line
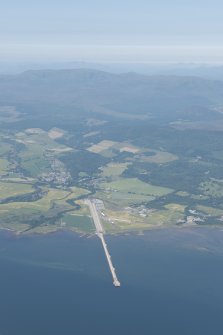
0,68,223,121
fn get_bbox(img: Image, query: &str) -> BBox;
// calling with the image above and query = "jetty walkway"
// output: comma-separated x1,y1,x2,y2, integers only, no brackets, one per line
85,199,121,287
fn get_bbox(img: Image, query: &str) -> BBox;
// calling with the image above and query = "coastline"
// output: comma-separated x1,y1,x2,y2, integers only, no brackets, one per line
1,222,223,240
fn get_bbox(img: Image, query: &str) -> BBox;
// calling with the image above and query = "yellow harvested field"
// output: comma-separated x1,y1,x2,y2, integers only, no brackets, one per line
48,128,64,139
164,203,185,212
119,146,140,154
87,140,116,153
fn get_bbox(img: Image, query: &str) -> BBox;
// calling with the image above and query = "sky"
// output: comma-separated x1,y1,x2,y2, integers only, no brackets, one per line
1,0,223,63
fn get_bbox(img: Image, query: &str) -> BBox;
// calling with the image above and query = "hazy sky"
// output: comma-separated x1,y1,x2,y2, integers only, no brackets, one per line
1,0,223,63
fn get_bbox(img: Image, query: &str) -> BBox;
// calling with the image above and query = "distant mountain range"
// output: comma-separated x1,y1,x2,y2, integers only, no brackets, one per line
0,68,223,122
1,61,223,80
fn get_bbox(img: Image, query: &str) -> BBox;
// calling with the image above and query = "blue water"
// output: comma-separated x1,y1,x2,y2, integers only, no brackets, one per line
0,228,223,335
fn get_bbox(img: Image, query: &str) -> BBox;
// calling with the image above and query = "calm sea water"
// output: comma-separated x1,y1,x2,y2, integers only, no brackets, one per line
0,228,223,335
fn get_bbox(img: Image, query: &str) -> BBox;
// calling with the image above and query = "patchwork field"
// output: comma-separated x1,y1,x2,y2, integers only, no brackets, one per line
17,129,71,152
0,184,90,233
1,111,223,235
88,140,142,157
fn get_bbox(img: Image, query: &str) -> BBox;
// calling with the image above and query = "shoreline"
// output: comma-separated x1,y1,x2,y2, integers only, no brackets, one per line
1,222,223,239
1,225,223,262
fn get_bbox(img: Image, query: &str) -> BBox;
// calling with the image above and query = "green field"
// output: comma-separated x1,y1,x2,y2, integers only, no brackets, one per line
17,129,72,177
0,142,12,155
96,190,155,209
1,105,223,235
137,150,178,164
0,185,90,233
101,162,130,178
100,178,173,197
61,213,94,233
196,205,223,216
0,181,34,199
0,186,88,212
0,158,9,174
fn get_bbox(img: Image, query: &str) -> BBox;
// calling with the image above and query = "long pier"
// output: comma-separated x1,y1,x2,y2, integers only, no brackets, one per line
86,199,121,287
